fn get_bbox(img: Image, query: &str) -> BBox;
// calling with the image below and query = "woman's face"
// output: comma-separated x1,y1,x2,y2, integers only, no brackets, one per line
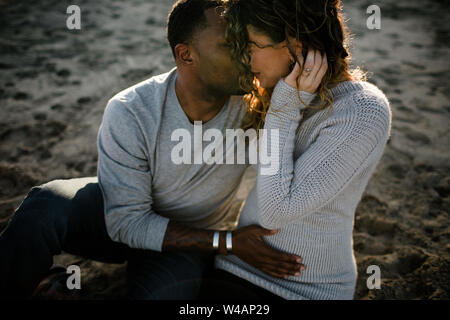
246,25,293,89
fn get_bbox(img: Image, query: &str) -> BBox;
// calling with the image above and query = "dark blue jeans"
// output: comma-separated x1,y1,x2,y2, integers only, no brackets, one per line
0,177,213,299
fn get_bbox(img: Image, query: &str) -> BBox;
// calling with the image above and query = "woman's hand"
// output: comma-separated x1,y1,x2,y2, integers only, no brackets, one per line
285,48,328,94
230,225,306,279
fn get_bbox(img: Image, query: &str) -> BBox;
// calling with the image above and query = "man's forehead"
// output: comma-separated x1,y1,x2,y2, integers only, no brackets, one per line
203,7,226,33
190,7,226,46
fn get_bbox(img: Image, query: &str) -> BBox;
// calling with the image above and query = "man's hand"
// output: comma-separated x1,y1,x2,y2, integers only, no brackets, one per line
232,225,305,279
162,221,306,279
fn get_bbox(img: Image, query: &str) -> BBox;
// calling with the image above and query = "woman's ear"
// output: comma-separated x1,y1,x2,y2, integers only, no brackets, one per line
286,35,303,60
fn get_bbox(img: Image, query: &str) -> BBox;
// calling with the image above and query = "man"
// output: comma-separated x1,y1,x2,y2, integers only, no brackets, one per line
0,0,303,299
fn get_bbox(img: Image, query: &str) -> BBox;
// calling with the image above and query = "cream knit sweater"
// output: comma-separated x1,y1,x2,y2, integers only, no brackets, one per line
216,79,392,300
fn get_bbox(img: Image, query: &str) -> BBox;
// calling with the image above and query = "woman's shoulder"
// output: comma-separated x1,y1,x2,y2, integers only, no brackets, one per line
332,81,390,114
329,81,391,125
324,81,392,142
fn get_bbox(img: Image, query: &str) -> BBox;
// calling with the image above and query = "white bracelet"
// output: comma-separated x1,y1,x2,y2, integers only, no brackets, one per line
226,231,232,253
212,231,220,250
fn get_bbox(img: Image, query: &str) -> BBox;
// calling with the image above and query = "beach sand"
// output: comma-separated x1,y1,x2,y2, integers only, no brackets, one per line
0,0,448,299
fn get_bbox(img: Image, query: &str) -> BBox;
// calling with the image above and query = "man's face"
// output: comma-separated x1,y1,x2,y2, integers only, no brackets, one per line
189,8,244,96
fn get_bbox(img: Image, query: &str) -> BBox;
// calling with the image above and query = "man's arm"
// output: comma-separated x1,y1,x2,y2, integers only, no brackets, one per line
257,80,391,229
163,221,305,279
97,98,169,251
162,221,227,255
98,98,304,278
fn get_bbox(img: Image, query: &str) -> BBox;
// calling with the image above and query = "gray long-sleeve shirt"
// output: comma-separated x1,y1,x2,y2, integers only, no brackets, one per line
97,68,248,252
216,79,392,300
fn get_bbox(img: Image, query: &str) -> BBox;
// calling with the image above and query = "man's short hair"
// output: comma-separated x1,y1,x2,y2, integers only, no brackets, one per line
166,0,222,58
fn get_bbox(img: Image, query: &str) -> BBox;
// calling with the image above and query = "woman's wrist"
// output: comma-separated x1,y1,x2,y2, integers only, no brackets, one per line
280,78,317,103
268,79,316,121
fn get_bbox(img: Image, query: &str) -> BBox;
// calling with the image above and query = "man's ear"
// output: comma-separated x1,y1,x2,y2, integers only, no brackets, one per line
174,43,194,65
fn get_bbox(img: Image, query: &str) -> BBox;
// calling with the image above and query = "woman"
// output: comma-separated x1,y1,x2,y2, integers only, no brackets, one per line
213,0,392,299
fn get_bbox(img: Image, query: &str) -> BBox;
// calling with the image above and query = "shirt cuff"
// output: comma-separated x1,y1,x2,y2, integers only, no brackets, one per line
146,214,170,252
269,79,317,120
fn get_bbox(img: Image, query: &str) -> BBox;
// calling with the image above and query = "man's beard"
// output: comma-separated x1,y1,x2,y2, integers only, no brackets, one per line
206,80,245,97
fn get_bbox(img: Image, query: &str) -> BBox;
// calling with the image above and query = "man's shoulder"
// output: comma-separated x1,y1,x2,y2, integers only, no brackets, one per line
101,68,177,136
107,68,177,114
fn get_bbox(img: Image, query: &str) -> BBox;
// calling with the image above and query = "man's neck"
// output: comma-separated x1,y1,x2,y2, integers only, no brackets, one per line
175,74,229,124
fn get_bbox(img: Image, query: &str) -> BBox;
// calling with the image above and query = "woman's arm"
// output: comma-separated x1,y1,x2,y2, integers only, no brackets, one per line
256,81,391,229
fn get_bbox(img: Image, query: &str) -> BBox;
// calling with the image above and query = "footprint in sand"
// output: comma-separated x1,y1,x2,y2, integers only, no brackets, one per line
405,130,431,145
77,96,92,105
386,163,408,179
32,112,47,121
353,232,394,255
0,163,39,199
56,69,71,78
13,92,30,100
50,103,64,111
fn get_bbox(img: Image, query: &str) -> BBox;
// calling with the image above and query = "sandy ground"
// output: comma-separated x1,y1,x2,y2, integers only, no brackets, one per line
0,0,449,299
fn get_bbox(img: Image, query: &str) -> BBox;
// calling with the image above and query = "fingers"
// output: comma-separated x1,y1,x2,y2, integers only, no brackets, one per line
235,225,307,278
260,261,306,279
251,227,302,264
310,50,322,76
244,225,277,236
255,227,278,236
284,61,300,89
298,49,327,93
303,48,315,75
291,62,301,79
263,259,306,277
302,49,323,77
312,52,328,85
257,244,305,276
263,246,302,265
259,266,287,279
260,266,291,279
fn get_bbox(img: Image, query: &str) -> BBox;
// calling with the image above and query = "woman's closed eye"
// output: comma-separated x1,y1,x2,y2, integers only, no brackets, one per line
248,41,274,49
248,42,273,55
248,41,264,49
248,41,288,52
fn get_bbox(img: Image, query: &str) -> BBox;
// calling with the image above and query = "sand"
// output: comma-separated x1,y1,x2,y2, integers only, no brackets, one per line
0,0,449,299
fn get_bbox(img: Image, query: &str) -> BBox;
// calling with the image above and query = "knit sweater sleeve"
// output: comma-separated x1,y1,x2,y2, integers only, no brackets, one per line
256,79,391,229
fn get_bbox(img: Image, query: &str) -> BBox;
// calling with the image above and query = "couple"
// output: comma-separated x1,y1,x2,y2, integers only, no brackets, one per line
0,0,391,300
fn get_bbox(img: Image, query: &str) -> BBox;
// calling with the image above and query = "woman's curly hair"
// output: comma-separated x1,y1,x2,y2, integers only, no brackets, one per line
222,0,366,130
